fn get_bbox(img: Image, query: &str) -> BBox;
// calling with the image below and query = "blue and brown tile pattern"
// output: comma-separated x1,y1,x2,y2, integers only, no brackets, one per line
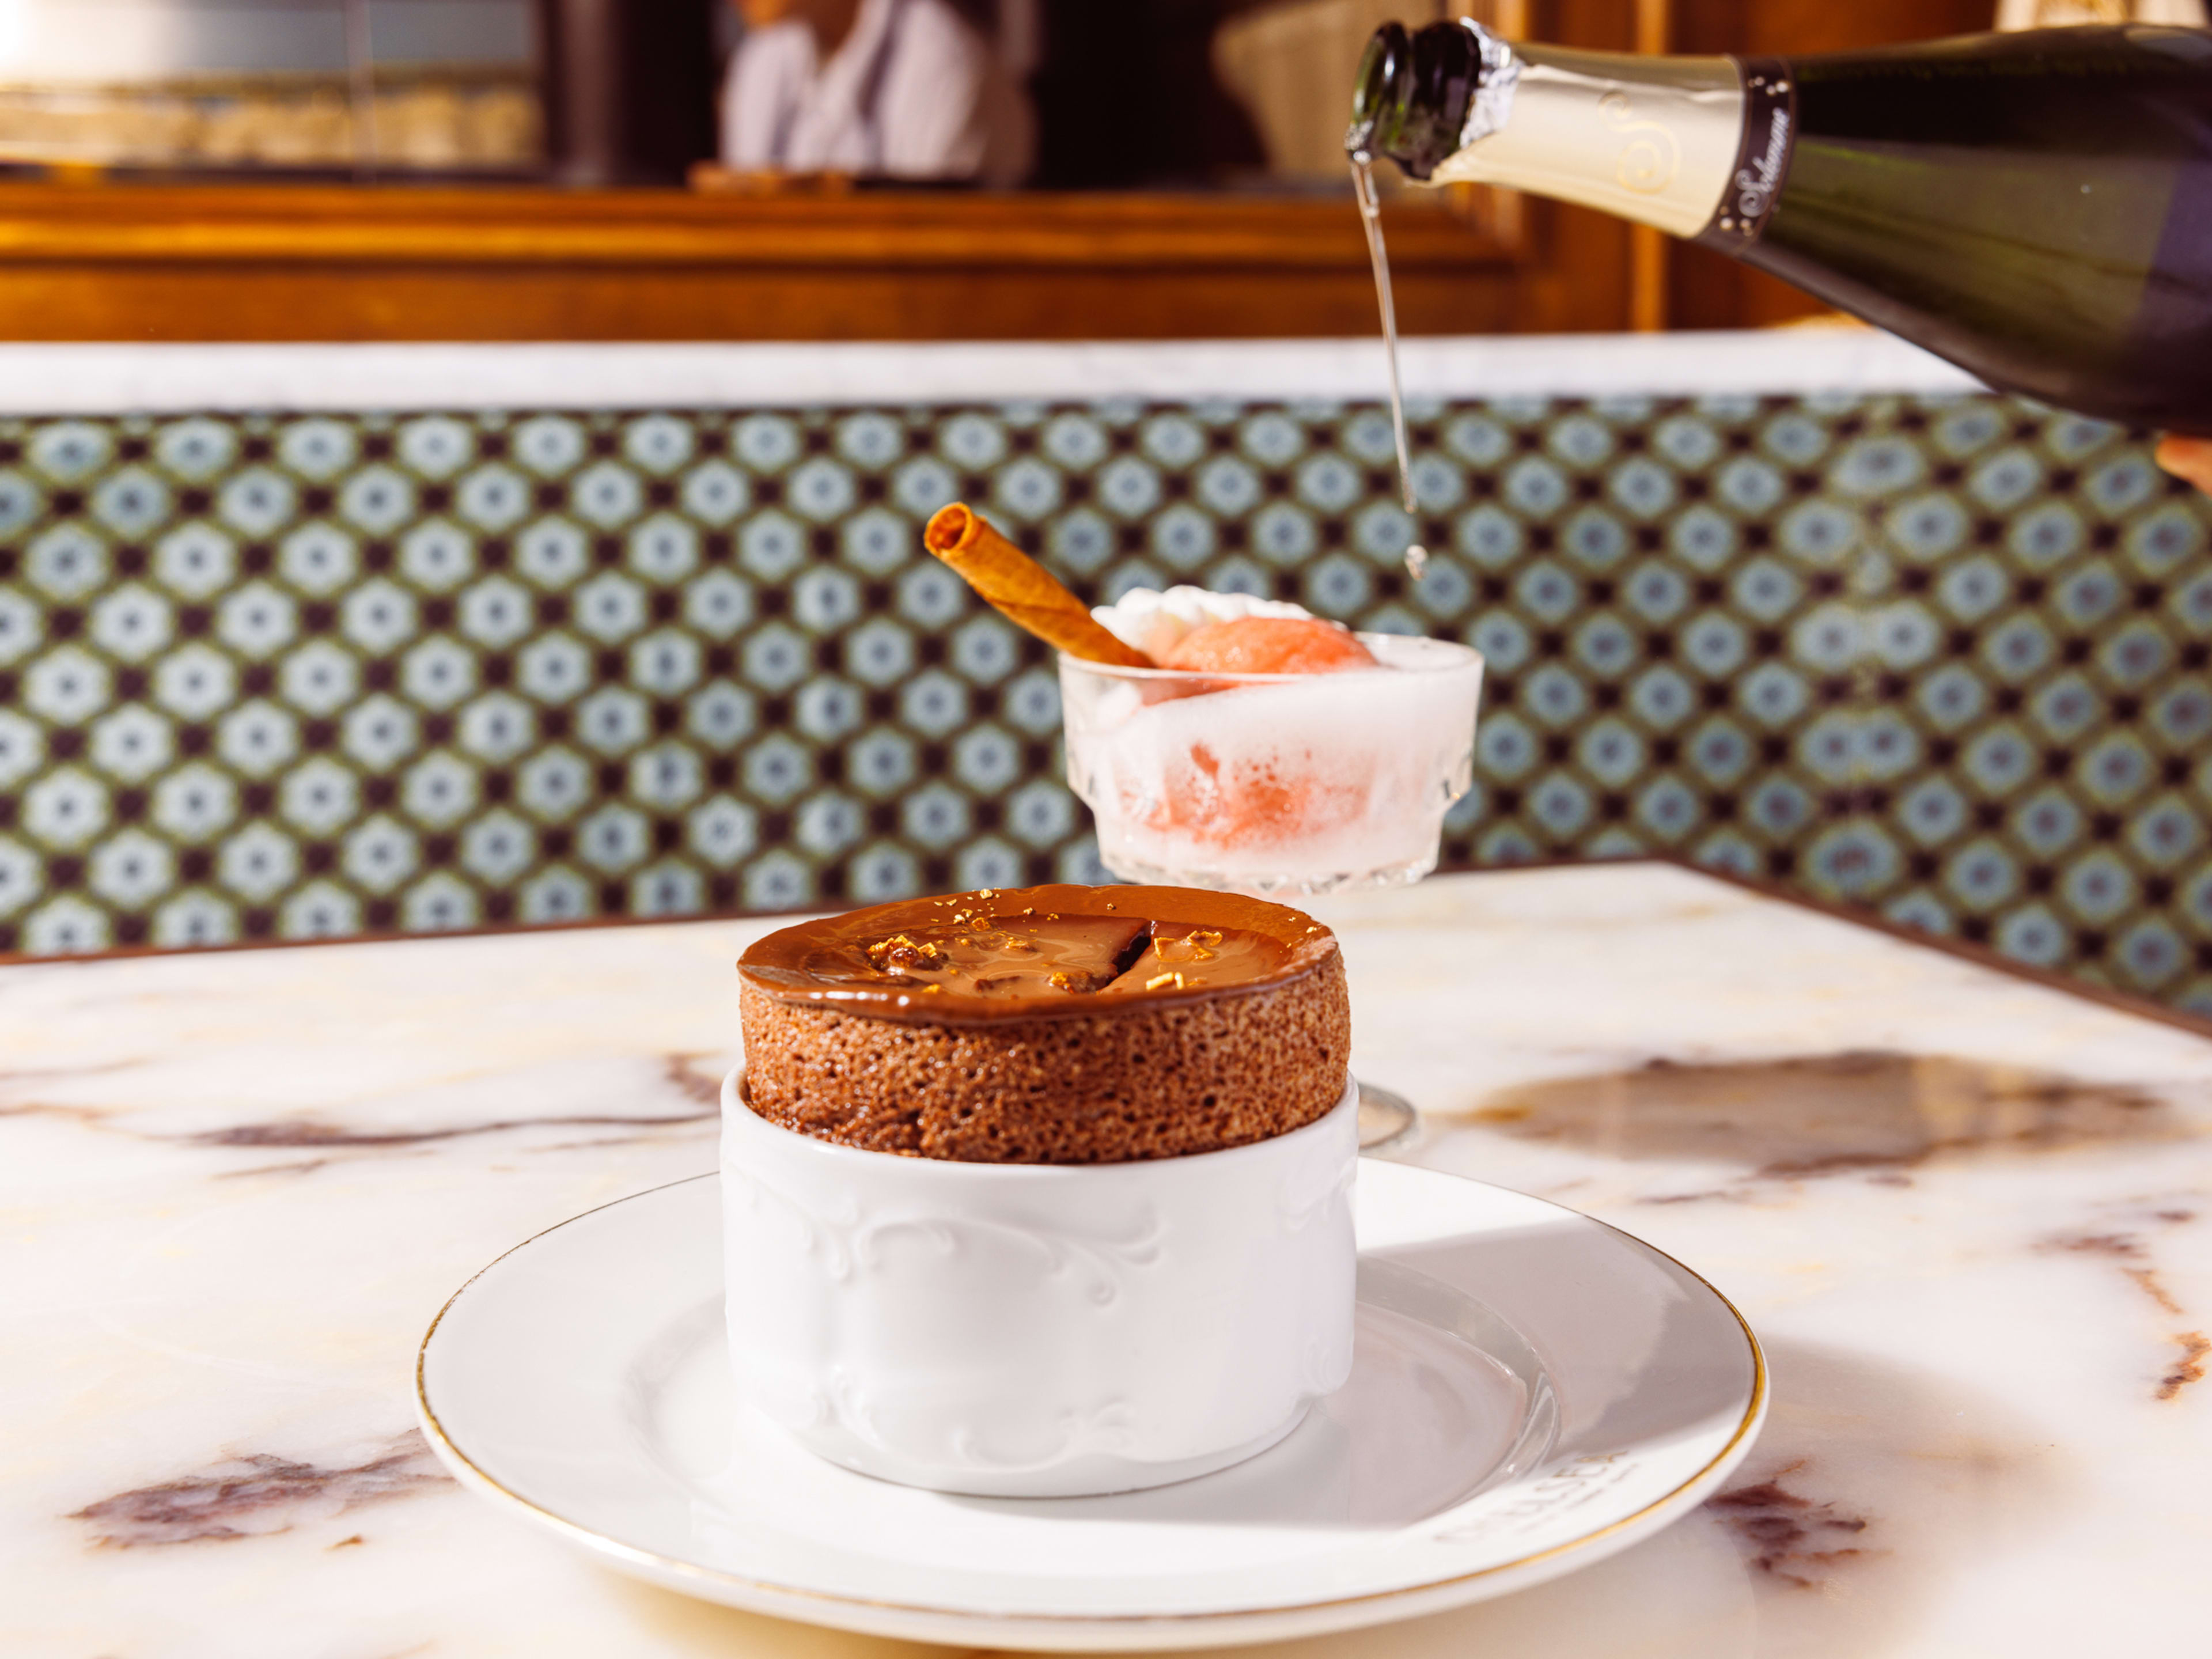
0,396,2208,1012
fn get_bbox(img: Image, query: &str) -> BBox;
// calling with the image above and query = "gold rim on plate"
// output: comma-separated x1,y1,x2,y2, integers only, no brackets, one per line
415,1168,1768,1631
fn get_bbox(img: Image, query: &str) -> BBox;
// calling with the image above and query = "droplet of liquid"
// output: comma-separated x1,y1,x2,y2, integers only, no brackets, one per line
1351,154,1426,584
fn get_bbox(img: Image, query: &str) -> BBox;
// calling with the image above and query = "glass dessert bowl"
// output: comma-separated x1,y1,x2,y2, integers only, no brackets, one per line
1060,631,1484,898
915,510,1480,1152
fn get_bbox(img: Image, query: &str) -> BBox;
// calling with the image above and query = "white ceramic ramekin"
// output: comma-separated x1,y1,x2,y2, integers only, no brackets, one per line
720,1069,1358,1498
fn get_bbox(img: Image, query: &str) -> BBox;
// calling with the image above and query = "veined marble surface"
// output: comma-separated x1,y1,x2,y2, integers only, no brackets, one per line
3,861,2207,1657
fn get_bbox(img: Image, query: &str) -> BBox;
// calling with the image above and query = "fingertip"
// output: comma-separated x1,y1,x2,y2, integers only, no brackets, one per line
2156,435,2212,493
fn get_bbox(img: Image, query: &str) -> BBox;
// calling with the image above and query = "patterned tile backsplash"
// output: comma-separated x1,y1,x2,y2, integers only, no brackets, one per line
1,394,2208,1013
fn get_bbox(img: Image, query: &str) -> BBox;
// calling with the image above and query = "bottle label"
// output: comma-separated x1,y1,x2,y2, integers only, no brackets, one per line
1699,59,1797,247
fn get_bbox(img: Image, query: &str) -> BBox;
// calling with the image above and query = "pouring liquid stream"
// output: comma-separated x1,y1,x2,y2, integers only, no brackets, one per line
1351,154,1427,581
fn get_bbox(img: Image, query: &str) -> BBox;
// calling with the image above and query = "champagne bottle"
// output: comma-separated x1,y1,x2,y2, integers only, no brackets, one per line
1346,20,2212,430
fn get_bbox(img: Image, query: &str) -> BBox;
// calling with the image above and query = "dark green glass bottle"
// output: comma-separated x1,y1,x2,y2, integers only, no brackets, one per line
1349,20,2212,431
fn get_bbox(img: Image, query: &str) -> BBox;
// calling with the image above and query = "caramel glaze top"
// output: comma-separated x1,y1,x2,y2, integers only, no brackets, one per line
738,883,1338,1025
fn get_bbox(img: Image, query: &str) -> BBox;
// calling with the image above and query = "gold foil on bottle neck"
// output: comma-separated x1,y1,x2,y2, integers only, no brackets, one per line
1426,44,1745,240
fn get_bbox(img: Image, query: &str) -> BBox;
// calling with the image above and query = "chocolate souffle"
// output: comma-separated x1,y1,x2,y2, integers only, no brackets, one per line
737,884,1350,1163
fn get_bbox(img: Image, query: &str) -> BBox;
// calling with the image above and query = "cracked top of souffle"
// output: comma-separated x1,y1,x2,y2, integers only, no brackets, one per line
737,883,1338,1025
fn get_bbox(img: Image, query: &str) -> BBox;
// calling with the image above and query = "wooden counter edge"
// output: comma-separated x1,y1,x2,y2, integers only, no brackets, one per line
0,183,1525,271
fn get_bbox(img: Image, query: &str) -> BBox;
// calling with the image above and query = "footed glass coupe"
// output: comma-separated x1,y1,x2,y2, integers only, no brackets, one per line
1060,632,1483,1149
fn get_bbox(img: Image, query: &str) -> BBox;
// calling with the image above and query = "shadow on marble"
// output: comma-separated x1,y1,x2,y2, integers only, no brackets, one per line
1450,1051,2186,1180
576,1336,2070,1659
602,1572,971,1658
1141,1336,2072,1659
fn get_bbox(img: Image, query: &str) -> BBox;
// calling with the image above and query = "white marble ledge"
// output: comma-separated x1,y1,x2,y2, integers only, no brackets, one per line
2,860,2208,1658
0,326,1982,416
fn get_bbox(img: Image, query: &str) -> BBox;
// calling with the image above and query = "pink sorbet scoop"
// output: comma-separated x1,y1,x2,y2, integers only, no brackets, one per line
1159,617,1378,675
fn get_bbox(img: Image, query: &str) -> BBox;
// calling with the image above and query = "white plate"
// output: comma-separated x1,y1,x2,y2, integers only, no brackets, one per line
417,1161,1766,1651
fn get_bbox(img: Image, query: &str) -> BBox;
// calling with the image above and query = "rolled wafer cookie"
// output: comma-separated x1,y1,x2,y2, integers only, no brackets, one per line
923,503,1156,669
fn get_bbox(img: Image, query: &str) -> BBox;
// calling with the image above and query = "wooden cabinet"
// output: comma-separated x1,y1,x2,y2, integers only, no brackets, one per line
0,1,2001,342
0,181,1581,341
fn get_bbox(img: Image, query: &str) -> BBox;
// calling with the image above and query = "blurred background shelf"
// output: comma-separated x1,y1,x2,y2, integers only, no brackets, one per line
0,182,1541,339
0,0,2073,342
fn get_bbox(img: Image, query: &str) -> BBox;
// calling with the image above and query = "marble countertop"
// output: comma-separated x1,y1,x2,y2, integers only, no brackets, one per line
4,860,2207,1657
